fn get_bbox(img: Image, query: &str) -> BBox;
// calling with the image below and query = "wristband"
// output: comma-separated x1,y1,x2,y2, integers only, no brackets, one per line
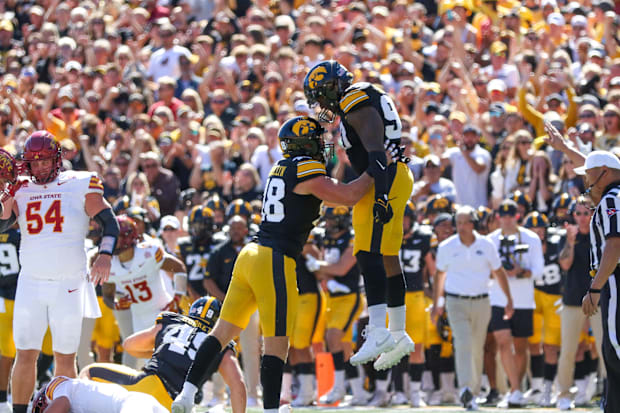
588,288,602,294
437,296,445,308
99,236,116,256
174,272,188,295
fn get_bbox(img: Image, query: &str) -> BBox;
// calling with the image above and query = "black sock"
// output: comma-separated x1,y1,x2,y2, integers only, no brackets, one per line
530,354,544,379
544,362,557,381
574,359,587,380
295,362,313,375
13,405,27,413
427,345,441,389
187,335,222,385
439,356,454,373
261,354,285,410
585,351,599,374
0,390,6,403
374,368,389,380
409,363,424,382
332,351,345,371
392,357,407,392
345,362,358,379
386,273,406,307
357,251,387,307
283,360,292,373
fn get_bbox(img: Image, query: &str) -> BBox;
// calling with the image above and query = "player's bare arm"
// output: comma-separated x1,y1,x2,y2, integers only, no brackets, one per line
101,282,117,310
316,245,356,277
41,396,71,413
123,323,163,359
85,193,119,285
294,173,372,206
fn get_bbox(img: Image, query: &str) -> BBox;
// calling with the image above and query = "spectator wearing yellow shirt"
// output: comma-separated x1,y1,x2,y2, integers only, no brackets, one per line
42,83,81,147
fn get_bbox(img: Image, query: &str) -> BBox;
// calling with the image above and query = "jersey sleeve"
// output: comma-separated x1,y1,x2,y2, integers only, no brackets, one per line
339,87,370,114
295,159,326,183
601,194,620,239
46,376,70,401
86,173,104,195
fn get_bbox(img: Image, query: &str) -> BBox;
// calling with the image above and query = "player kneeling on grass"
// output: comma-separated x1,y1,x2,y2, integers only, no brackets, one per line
80,296,246,412
32,376,168,413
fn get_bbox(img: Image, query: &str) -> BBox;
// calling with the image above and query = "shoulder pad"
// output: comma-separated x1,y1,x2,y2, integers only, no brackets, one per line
339,85,370,114
296,158,326,179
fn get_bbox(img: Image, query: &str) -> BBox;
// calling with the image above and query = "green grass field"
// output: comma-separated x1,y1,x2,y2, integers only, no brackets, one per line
196,404,603,412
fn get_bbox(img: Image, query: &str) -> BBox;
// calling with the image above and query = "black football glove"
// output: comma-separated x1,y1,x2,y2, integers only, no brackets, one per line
384,140,410,163
373,194,393,224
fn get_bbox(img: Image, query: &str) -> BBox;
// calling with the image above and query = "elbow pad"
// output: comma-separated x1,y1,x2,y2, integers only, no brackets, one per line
0,212,16,233
367,151,389,197
94,208,119,255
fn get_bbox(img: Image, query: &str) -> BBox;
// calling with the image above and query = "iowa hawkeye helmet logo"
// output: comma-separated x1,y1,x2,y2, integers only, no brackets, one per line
291,118,317,136
307,65,327,90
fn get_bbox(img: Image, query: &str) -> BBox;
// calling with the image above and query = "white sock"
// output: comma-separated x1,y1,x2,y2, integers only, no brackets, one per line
531,377,543,390
349,376,366,396
368,304,388,328
543,379,553,392
387,305,406,332
298,374,314,397
376,378,389,393
180,382,198,399
334,370,346,389
411,381,421,391
264,409,278,413
281,372,292,400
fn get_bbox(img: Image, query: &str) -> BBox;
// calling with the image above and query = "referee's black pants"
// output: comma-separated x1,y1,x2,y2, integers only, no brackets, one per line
600,273,620,413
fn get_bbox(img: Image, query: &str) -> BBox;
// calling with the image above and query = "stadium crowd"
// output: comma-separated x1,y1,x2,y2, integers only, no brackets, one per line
0,0,619,411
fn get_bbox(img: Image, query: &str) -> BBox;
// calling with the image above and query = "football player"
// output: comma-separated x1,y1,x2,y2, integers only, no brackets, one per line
102,216,187,336
524,212,562,406
0,132,119,413
306,206,368,406
304,60,415,370
400,201,435,407
171,116,373,413
32,376,167,413
80,296,246,412
176,205,216,300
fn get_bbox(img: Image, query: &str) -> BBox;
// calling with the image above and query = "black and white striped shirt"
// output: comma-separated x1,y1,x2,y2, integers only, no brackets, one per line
589,182,620,271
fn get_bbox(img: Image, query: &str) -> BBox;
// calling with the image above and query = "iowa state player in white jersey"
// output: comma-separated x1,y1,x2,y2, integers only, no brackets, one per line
0,132,120,413
102,216,187,335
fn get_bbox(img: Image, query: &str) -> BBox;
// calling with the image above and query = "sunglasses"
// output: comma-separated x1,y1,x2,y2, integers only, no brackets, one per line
212,99,225,104
604,113,617,118
518,140,532,145
579,112,595,118
143,163,158,169
575,211,591,216
162,227,176,231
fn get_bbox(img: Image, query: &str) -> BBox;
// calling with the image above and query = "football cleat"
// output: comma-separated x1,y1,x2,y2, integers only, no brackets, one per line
171,393,195,413
350,325,395,366
391,391,408,405
556,397,574,410
318,385,345,405
368,390,391,407
409,389,426,408
373,330,415,371
349,389,372,406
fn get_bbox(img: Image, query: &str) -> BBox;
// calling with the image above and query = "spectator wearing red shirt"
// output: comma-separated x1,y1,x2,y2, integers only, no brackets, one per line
148,77,183,120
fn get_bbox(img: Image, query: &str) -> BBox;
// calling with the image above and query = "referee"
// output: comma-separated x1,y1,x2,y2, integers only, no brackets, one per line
546,121,620,413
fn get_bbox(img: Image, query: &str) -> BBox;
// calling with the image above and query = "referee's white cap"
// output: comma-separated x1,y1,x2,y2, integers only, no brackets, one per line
573,150,620,175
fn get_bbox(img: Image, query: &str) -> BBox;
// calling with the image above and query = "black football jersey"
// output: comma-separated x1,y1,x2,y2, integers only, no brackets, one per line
400,225,432,292
176,237,213,297
258,156,324,257
0,228,20,300
534,232,564,295
321,230,360,296
337,82,403,175
144,312,234,397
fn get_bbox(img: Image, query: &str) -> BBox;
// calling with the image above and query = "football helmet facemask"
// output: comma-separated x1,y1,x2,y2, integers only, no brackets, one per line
278,116,330,162
323,205,351,235
22,131,62,184
188,205,215,242
189,295,222,331
32,385,49,413
303,60,353,122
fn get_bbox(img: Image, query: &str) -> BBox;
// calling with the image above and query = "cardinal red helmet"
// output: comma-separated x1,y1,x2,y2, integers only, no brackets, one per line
114,215,139,254
22,131,62,184
32,386,49,413
0,148,17,184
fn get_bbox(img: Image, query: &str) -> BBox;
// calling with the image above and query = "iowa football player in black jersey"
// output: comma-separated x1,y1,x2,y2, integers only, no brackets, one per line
80,296,245,412
524,212,562,406
172,116,373,413
400,201,436,406
176,206,216,300
305,60,415,370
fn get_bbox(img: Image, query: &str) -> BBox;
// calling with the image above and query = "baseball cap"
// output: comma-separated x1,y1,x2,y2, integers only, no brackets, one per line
488,78,507,93
433,213,453,227
160,215,180,230
0,20,13,32
573,150,620,175
293,99,312,116
546,93,564,104
65,61,82,72
547,12,565,26
490,41,507,55
463,124,481,135
449,111,467,123
498,199,518,216
571,15,587,28
424,154,441,167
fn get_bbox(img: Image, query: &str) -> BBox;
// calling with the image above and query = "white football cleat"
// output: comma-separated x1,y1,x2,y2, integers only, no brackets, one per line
391,391,408,405
171,393,195,413
291,392,314,407
557,397,574,410
409,389,427,407
368,390,391,407
349,389,372,406
350,325,396,366
373,330,415,371
0,401,10,413
318,385,346,405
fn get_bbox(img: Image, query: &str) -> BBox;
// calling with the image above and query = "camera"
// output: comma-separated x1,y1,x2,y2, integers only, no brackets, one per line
498,234,529,270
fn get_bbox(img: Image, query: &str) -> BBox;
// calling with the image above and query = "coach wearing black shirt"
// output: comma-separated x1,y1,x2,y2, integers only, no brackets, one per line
556,197,605,408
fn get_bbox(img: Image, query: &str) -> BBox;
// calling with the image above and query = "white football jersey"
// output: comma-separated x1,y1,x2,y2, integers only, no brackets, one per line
44,376,167,413
14,170,104,280
109,241,171,331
